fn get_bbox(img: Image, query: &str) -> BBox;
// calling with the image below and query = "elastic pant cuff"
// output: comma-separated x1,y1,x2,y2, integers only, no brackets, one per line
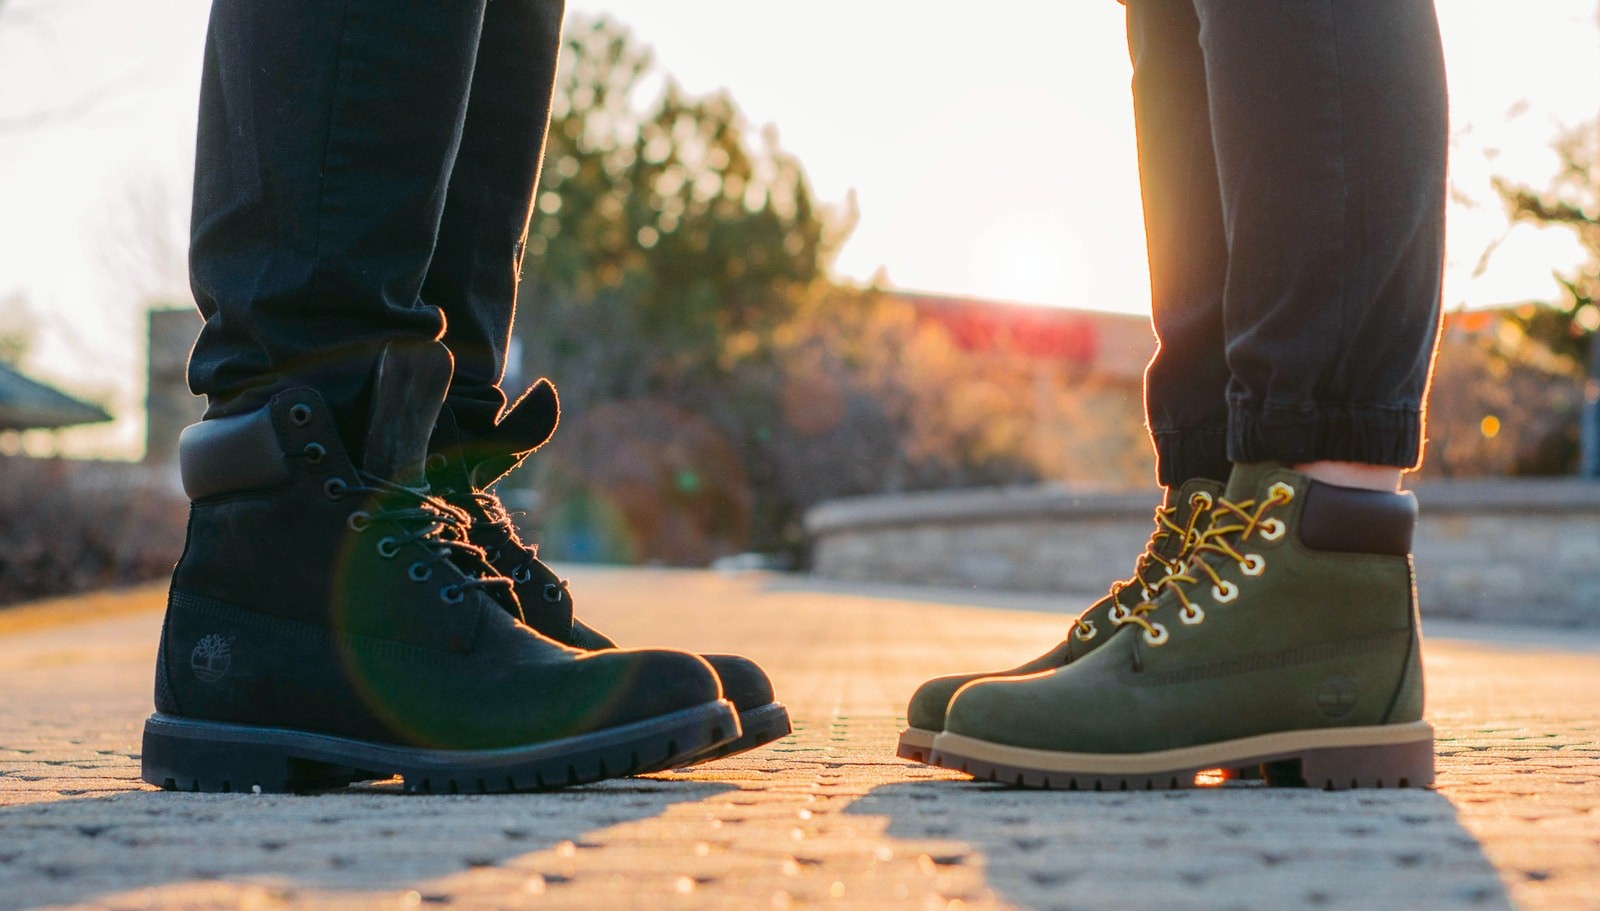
1227,402,1423,469
1151,427,1232,489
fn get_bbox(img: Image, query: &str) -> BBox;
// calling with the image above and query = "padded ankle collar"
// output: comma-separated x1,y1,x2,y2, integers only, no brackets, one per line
1298,482,1417,557
178,404,291,501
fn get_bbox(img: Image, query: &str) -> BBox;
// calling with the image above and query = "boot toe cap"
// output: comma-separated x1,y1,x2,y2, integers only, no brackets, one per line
701,654,775,712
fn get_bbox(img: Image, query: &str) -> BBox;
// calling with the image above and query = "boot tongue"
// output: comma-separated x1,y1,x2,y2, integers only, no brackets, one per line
1223,461,1292,503
361,340,454,487
464,379,560,489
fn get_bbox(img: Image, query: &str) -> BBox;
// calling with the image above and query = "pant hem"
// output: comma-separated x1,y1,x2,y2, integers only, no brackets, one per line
1151,427,1232,489
1227,402,1423,469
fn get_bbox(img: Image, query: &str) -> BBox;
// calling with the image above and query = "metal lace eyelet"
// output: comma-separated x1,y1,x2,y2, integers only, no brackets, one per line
542,582,564,603
289,403,313,426
1143,623,1169,646
346,511,371,532
1180,603,1205,625
425,453,447,473
1259,518,1286,541
439,584,465,604
1190,491,1214,510
303,442,326,464
511,565,533,584
1268,481,1295,503
376,536,400,558
1212,580,1238,603
487,548,502,563
1108,603,1131,623
324,478,348,500
1074,619,1098,641
1240,554,1266,576
407,562,433,582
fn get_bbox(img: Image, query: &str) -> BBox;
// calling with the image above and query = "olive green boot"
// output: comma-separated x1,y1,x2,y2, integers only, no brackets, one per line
896,477,1222,763
930,463,1432,790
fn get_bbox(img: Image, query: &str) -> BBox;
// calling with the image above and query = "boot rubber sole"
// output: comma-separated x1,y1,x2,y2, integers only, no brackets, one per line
897,726,938,763
141,699,740,794
929,720,1434,791
680,701,793,764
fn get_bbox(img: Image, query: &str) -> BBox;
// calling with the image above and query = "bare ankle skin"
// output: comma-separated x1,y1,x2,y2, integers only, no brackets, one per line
1291,461,1403,492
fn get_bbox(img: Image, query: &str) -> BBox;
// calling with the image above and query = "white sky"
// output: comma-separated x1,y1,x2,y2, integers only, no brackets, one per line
0,0,1596,458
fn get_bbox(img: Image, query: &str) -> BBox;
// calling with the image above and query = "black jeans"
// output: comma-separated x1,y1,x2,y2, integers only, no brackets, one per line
188,0,563,443
1128,0,1448,487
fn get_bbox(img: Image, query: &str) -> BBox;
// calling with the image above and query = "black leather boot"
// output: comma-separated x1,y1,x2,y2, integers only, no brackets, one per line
143,342,738,793
425,386,792,763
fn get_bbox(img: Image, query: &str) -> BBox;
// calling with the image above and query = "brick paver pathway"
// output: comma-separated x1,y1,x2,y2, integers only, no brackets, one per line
1,569,1596,910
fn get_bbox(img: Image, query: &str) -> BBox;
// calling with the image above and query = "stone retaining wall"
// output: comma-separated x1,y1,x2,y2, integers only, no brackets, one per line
805,479,1600,627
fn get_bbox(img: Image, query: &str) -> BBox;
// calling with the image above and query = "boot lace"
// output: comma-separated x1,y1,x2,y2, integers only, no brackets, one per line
467,491,571,605
1112,481,1295,646
330,473,514,605
1073,489,1213,642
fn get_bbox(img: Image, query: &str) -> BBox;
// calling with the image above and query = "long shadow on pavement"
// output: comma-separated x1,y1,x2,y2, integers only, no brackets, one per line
849,780,1513,911
0,778,734,910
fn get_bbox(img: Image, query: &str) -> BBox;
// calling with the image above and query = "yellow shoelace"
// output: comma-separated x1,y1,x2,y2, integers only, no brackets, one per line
1111,482,1295,646
1072,489,1215,642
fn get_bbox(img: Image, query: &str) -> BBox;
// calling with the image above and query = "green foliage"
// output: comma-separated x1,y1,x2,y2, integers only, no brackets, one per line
1495,121,1600,369
513,18,1081,564
523,18,849,399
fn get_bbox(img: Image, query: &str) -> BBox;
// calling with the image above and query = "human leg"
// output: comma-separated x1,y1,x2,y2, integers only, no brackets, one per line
416,0,790,762
931,0,1447,788
187,0,483,446
157,1,737,792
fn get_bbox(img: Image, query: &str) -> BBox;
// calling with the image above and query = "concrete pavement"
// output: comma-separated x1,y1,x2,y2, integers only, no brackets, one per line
1,568,1597,910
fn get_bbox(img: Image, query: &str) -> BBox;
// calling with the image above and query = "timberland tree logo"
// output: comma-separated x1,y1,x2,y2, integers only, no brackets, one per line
1316,675,1359,718
190,634,235,683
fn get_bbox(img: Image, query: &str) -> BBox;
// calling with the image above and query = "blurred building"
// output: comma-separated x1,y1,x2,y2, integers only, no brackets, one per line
898,291,1155,484
145,308,204,465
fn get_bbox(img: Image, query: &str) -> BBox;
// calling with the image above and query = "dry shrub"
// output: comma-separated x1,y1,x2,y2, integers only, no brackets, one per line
0,456,188,607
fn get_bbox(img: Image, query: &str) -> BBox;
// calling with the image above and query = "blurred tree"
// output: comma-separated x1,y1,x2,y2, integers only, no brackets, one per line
1495,120,1600,474
521,17,850,402
514,17,1113,563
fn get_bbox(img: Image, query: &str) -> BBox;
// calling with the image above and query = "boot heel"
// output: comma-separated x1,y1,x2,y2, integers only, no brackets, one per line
141,715,365,794
1280,730,1435,790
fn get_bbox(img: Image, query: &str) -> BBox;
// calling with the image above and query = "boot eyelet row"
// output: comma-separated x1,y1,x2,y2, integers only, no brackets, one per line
511,566,533,584
1259,518,1286,541
1240,554,1266,576
303,443,326,464
376,536,400,558
408,562,432,582
346,511,371,532
289,403,313,426
439,584,465,604
1212,580,1238,603
325,478,348,500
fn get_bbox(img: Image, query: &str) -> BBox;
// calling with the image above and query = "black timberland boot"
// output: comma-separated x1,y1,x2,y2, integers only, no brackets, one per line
143,342,738,793
425,387,792,763
897,478,1222,763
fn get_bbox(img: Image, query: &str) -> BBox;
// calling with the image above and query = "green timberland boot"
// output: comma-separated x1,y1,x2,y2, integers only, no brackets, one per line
896,477,1222,763
930,462,1433,791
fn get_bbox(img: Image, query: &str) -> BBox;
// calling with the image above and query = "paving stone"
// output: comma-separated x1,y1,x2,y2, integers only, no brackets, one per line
0,569,1597,910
